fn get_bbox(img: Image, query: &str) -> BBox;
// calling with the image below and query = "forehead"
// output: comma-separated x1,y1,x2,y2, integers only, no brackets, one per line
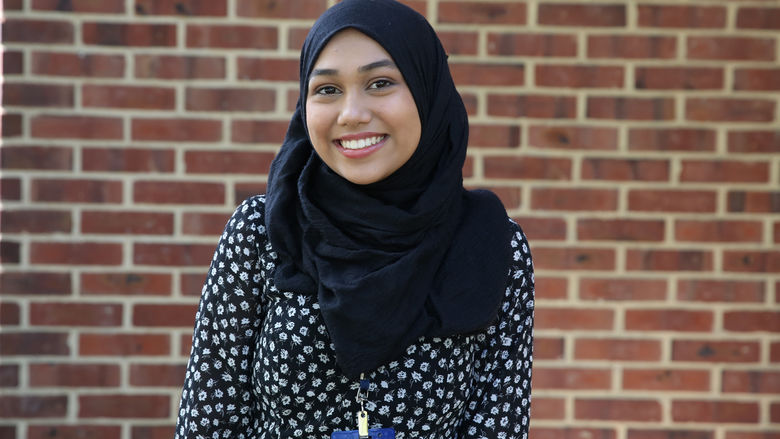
311,29,393,67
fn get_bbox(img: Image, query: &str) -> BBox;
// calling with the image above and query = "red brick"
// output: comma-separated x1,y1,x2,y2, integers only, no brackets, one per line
30,115,123,140
588,97,675,120
133,181,224,205
236,0,326,18
511,217,567,241
588,36,676,59
83,23,176,47
133,243,214,267
132,118,221,142
532,188,618,211
579,278,666,301
32,0,124,12
536,65,623,88
28,426,122,439
687,98,775,122
724,251,780,273
533,368,611,390
439,1,525,24
728,191,780,213
134,0,226,16
0,396,67,418
626,309,713,332
232,120,289,144
132,304,196,327
724,311,780,332
82,148,175,173
1,146,72,170
0,272,71,296
1,177,22,200
672,340,760,363
83,85,175,110
722,370,780,394
433,30,476,56
135,55,225,79
2,113,23,138
577,219,664,242
1,210,72,234
534,337,565,360
450,63,524,86
773,403,780,423
81,211,173,235
530,398,567,421
2,241,21,264
489,187,522,210
488,33,576,57
31,179,122,203
629,128,715,152
529,125,617,150
185,150,276,174
677,280,764,303
182,212,230,236
180,273,206,297
534,277,567,300
234,183,267,205
29,363,119,387
575,399,661,421
737,7,780,29
180,333,193,356
0,363,19,386
4,51,23,75
131,425,176,439
628,430,713,439
538,4,625,27
32,52,125,78
185,87,275,112
675,220,762,243
79,333,170,356
582,158,669,182
81,272,172,296
533,247,615,271
3,83,74,107
79,395,169,418
488,94,576,119
0,303,21,326
4,0,21,9
638,5,726,28
635,67,723,90
623,369,710,391
0,332,69,356
734,68,780,91
484,156,571,180
287,27,310,51
672,400,759,423
237,58,298,81
535,308,614,330
533,428,616,439
129,364,186,387
2,19,74,44
30,242,123,266
725,433,780,439
688,37,775,61
628,190,716,213
626,250,713,272
187,25,276,49
575,338,661,361
681,160,768,183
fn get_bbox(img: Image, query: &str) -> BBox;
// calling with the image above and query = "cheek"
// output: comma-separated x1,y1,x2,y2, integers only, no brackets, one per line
305,103,328,146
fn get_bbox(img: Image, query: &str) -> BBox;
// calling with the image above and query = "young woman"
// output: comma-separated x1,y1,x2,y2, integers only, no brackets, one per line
174,0,534,437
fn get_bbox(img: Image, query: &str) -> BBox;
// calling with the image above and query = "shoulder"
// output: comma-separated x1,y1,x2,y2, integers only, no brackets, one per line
507,218,533,273
220,194,269,246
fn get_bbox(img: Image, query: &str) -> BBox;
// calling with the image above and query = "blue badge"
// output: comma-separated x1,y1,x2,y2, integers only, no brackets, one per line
331,427,396,439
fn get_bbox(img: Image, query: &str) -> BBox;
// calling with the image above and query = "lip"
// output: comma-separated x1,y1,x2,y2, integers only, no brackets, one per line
333,132,388,159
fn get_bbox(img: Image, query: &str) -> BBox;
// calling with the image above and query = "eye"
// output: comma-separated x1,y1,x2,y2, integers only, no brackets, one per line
368,79,393,90
314,85,340,96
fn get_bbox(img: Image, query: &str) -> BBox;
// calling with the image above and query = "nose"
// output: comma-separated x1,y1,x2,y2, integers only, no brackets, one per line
337,92,371,127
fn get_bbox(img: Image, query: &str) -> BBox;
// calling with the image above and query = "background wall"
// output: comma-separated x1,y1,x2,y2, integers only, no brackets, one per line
1,0,779,438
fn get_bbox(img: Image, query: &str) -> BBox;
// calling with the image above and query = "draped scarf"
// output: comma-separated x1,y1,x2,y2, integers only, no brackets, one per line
265,0,512,379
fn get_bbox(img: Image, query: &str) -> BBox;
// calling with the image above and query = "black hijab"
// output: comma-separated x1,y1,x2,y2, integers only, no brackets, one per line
265,0,512,379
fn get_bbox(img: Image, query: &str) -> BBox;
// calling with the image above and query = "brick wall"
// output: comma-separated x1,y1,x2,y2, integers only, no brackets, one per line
1,0,778,438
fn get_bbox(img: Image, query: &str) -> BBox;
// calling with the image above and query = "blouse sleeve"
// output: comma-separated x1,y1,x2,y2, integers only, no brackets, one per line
175,196,268,439
458,221,535,439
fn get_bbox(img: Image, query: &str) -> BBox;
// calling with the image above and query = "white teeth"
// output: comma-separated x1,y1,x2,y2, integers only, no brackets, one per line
340,135,384,150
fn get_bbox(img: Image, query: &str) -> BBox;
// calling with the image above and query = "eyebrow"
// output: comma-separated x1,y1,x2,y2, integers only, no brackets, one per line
310,59,397,77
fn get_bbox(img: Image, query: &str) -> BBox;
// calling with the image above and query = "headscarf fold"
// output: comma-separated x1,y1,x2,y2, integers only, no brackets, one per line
265,0,512,379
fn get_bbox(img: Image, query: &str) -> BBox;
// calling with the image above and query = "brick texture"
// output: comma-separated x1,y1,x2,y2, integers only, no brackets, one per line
1,0,778,437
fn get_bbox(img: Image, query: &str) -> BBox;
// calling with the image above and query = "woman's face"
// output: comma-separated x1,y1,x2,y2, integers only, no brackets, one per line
306,29,422,185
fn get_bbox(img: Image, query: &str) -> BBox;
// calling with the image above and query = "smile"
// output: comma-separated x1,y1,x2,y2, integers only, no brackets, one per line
338,135,387,150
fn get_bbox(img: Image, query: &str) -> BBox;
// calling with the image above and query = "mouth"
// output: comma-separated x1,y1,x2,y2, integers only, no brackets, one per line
336,134,388,150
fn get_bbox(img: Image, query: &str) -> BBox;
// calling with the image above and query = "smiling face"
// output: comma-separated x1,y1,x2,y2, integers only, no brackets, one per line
305,29,422,185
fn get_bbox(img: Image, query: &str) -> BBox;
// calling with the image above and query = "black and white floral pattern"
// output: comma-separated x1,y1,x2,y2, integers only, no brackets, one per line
175,195,534,439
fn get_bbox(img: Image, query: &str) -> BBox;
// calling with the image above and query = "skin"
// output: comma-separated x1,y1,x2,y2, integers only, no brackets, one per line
306,29,422,185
